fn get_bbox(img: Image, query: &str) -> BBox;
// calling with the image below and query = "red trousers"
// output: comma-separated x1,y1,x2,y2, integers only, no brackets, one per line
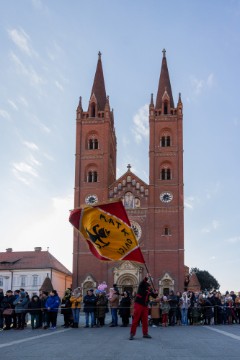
162,313,168,325
130,302,149,336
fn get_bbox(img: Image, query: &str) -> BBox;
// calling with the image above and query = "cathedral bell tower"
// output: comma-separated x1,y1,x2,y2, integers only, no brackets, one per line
73,52,117,288
148,49,184,292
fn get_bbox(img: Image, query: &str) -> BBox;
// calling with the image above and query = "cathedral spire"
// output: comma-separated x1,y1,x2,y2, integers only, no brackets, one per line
90,51,107,111
155,49,174,109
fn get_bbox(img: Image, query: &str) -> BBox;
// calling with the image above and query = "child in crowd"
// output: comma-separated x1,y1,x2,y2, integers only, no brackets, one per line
161,296,170,327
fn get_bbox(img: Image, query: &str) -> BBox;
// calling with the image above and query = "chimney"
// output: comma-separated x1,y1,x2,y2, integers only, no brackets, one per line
34,247,42,252
6,248,13,252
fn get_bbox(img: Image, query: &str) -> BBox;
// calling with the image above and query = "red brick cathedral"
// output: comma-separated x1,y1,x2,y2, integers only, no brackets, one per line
72,50,185,295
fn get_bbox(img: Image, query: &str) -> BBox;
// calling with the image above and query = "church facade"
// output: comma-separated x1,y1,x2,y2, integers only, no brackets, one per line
72,50,185,295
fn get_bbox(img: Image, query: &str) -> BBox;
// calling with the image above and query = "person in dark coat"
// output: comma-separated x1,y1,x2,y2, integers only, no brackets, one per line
28,295,41,329
13,291,29,330
168,290,179,326
83,289,97,328
61,288,73,328
0,288,4,330
1,290,15,330
119,291,131,327
129,275,158,340
40,291,49,329
95,291,108,327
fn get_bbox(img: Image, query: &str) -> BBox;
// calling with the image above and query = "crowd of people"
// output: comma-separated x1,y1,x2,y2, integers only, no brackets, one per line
1,284,240,333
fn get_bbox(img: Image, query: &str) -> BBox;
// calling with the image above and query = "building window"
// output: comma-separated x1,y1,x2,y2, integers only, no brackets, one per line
161,168,171,180
33,275,38,287
20,276,26,287
163,227,171,236
161,136,171,147
88,138,99,150
87,171,98,182
0,277,3,287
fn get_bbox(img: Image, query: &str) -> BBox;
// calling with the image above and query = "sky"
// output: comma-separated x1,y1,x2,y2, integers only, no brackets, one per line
0,0,240,293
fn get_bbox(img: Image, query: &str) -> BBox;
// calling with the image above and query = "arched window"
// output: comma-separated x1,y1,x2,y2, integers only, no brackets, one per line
161,168,171,180
161,135,171,147
163,227,171,236
88,138,99,149
87,171,98,182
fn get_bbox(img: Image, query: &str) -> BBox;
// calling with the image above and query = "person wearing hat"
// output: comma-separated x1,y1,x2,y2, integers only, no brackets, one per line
83,289,97,328
129,274,158,340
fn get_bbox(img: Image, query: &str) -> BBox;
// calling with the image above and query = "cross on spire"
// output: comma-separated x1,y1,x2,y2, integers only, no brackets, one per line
162,48,166,58
98,51,102,59
127,164,131,171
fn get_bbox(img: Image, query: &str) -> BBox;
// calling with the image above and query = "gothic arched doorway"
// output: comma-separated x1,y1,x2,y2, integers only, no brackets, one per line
117,274,138,295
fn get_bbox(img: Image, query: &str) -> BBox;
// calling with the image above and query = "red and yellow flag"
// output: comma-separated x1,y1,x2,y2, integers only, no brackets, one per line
69,200,145,264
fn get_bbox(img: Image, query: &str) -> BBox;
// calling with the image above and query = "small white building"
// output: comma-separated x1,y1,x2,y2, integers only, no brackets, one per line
0,247,72,297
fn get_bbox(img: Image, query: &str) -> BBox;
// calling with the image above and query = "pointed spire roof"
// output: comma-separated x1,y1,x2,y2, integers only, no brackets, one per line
90,51,107,111
39,276,54,293
156,49,174,109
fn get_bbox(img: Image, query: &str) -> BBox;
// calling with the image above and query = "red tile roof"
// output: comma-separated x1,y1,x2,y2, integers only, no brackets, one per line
0,250,72,276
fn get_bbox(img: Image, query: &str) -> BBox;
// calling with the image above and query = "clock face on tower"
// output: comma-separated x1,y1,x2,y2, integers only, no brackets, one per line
160,192,173,203
85,194,98,205
130,221,142,241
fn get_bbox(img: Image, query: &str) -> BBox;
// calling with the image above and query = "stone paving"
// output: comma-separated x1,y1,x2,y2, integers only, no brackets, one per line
1,314,240,359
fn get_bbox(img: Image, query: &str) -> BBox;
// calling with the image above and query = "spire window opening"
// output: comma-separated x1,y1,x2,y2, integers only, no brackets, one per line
164,102,168,115
90,104,96,117
161,168,172,180
87,171,98,182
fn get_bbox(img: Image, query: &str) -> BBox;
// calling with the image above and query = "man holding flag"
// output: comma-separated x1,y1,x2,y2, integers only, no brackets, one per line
129,275,158,340
69,199,158,339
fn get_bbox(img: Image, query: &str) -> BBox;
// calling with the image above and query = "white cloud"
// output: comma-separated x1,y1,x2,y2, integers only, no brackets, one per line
201,227,210,233
18,96,29,107
39,122,51,133
23,141,39,151
13,162,38,178
10,52,45,86
43,153,54,161
0,109,11,120
190,73,214,96
201,219,220,234
226,236,240,244
184,196,195,210
212,220,220,230
209,256,216,261
207,73,214,87
11,194,73,270
8,28,36,57
31,0,43,9
191,76,204,95
29,154,41,166
132,104,149,143
55,80,64,91
8,100,18,110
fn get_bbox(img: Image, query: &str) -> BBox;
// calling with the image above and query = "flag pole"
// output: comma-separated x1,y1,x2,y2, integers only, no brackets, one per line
143,262,156,292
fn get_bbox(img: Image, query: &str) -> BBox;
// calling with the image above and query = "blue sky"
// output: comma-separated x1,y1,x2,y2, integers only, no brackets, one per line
1,0,240,292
